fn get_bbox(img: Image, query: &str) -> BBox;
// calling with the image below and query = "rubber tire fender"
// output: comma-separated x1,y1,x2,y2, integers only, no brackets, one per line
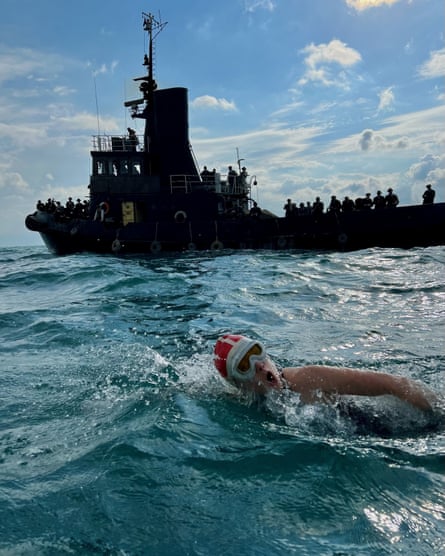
210,240,224,250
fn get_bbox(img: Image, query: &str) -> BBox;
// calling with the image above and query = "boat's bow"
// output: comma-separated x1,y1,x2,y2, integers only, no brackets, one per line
25,211,51,232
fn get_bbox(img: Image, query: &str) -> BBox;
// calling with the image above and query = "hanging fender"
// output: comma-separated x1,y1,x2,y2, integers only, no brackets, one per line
174,210,187,223
150,240,162,254
338,232,348,245
210,240,224,250
111,239,122,253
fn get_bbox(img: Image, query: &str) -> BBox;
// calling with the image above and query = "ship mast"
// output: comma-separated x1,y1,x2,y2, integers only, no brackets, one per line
125,12,167,152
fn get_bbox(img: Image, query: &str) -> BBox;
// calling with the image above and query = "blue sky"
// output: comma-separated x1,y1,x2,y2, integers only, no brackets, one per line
1,0,444,246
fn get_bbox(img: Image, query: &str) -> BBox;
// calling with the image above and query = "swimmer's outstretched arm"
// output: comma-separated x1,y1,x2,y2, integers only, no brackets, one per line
281,366,438,411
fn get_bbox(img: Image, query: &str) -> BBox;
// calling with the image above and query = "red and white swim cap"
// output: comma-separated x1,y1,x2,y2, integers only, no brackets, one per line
214,334,266,383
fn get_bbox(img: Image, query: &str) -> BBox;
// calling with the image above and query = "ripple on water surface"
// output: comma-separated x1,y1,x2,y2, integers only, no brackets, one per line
0,246,444,554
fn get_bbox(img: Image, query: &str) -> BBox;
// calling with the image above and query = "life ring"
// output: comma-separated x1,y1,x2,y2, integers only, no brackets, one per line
210,240,224,250
111,239,122,253
174,210,187,223
70,226,78,236
187,242,197,251
277,236,287,249
338,232,348,245
101,201,110,215
150,240,162,254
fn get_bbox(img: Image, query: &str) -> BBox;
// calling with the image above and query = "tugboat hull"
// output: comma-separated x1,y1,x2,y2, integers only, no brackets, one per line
26,202,445,255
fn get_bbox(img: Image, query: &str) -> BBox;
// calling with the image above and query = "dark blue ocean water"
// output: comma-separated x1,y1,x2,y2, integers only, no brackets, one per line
0,245,444,555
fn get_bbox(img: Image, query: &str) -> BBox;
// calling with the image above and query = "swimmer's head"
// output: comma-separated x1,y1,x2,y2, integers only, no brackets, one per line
214,334,266,383
214,334,282,392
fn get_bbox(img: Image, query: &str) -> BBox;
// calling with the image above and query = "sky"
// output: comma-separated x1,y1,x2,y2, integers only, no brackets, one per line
1,0,444,247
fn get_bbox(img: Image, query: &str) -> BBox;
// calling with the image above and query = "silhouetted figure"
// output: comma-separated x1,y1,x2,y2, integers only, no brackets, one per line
249,201,262,218
328,195,341,213
228,166,238,189
355,197,364,211
342,196,355,212
385,188,399,208
240,166,248,185
283,199,293,218
422,184,435,205
74,199,83,217
312,197,324,216
201,166,211,183
362,193,373,210
373,190,386,209
65,197,74,215
127,128,138,151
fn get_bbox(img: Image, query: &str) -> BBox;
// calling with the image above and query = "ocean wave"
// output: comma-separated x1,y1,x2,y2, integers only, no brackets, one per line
1,245,444,554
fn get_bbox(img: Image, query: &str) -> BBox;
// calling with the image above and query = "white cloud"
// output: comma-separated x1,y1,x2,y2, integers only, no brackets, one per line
194,123,325,194
243,0,276,13
357,128,406,151
53,85,77,96
269,100,305,120
192,101,444,215
0,121,48,149
54,111,119,132
303,39,362,68
418,48,445,79
405,153,445,203
0,171,29,192
380,106,445,148
406,153,445,182
359,129,373,151
300,68,335,87
88,60,119,77
436,88,445,102
345,0,401,11
327,105,445,155
298,40,362,87
0,46,64,85
191,95,237,111
377,86,395,112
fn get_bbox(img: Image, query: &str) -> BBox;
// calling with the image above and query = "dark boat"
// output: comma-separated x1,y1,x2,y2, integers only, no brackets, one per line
25,12,445,255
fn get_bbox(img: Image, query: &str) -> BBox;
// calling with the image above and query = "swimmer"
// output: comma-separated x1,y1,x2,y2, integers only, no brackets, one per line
214,334,439,412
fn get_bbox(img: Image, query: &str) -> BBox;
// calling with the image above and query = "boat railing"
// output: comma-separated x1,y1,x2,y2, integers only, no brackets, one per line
92,134,143,152
170,175,202,193
169,174,251,196
219,175,250,196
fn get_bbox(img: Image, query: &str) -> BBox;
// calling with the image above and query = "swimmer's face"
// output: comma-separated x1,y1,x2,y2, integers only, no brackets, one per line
238,356,282,394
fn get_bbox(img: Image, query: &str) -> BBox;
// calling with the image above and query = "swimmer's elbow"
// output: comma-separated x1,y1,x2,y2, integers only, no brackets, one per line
394,377,438,411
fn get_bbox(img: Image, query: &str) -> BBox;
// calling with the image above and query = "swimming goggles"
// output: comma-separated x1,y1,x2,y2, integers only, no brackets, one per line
233,342,266,380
